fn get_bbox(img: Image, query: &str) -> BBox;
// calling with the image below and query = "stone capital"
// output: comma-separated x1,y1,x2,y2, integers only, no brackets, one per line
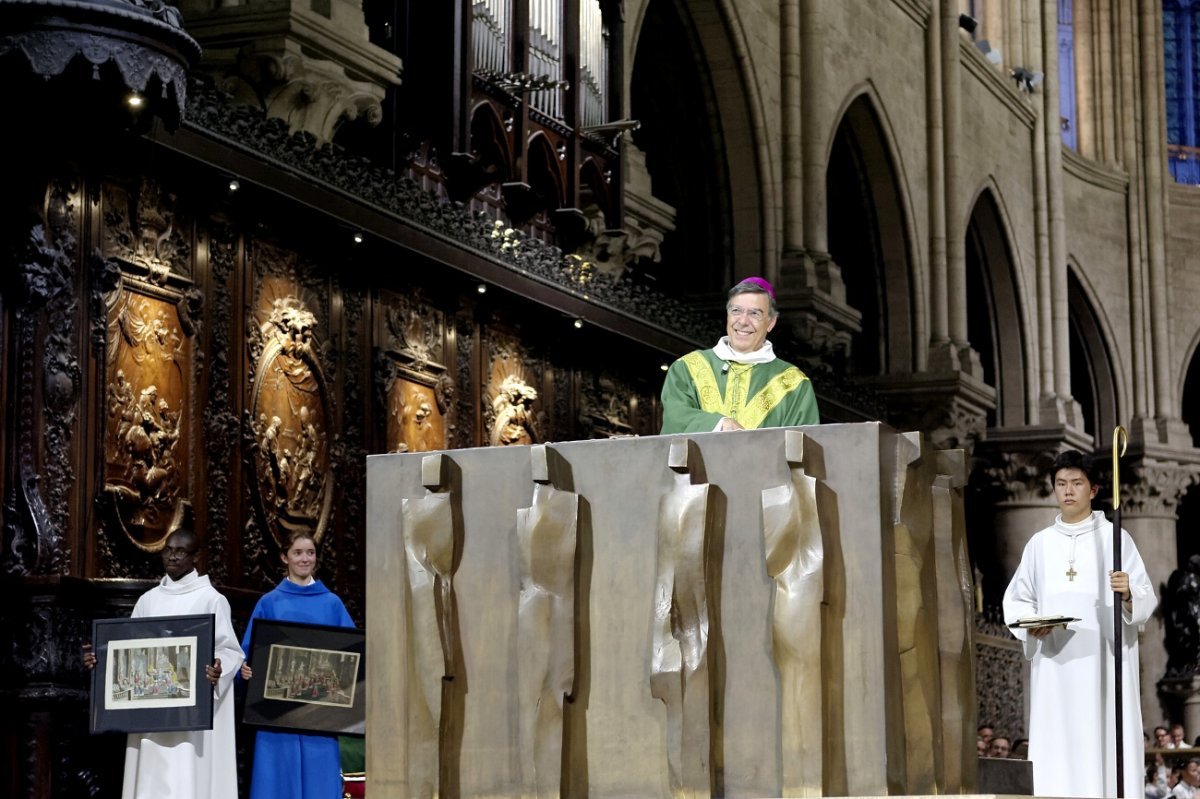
775,251,861,360
1120,460,1199,519
865,371,994,453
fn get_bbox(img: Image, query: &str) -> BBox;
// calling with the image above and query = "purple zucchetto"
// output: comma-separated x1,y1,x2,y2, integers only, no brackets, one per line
737,276,776,300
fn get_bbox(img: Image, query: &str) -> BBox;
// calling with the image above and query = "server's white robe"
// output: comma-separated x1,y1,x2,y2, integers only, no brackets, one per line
121,570,245,799
1003,510,1156,799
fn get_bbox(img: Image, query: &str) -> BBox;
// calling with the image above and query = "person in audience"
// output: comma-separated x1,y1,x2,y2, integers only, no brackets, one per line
1173,724,1189,749
977,737,988,756
978,723,994,745
987,736,1012,759
1149,763,1172,799
240,531,355,799
1172,758,1200,799
1012,737,1029,759
1158,727,1176,749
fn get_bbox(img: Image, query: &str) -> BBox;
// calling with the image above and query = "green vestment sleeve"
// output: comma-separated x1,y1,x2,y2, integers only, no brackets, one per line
660,357,724,434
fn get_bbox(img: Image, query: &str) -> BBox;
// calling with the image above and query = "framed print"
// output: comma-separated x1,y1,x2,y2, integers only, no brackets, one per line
244,620,365,736
89,613,215,734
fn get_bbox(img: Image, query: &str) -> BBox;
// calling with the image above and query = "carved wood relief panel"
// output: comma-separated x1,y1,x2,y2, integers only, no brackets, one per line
246,241,334,552
485,329,543,447
102,277,193,550
378,290,453,454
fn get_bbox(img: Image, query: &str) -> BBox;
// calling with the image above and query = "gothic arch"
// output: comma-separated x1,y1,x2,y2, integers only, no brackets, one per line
526,133,566,210
1181,328,1200,447
629,0,773,295
1066,261,1124,446
963,184,1031,428
825,90,919,376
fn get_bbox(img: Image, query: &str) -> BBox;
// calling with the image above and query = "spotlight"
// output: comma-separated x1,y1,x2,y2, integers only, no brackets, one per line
573,318,584,329
660,363,669,372
126,93,144,108
227,179,241,193
476,283,488,294
958,13,978,35
352,231,364,244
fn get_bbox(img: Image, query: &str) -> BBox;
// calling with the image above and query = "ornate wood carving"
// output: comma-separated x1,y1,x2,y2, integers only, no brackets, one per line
185,79,722,346
244,240,334,558
200,221,239,584
453,313,477,449
377,290,453,454
100,179,193,281
336,286,368,621
2,180,77,576
100,276,194,551
578,371,634,438
92,177,200,565
485,331,542,447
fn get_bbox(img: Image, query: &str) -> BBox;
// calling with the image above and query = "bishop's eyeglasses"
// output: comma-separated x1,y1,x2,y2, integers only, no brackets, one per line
727,305,766,321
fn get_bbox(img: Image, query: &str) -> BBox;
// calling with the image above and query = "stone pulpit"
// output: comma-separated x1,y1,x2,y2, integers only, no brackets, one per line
366,423,976,798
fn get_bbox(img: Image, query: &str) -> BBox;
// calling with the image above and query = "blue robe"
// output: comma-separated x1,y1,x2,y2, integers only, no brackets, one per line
242,579,355,799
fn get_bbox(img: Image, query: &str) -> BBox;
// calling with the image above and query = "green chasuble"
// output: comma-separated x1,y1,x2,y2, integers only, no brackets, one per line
659,348,819,434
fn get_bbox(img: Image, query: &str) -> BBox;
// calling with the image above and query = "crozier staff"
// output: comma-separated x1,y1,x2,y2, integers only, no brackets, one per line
1002,450,1156,798
659,277,819,433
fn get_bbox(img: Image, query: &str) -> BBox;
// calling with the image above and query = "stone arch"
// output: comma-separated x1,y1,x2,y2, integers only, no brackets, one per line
1066,262,1123,446
825,89,919,375
1179,336,1200,565
963,184,1031,428
629,0,773,296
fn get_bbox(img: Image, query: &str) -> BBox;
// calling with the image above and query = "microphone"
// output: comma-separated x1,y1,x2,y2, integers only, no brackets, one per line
721,362,730,374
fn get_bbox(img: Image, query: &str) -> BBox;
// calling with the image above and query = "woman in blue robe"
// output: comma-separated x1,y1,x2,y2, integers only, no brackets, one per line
241,531,354,798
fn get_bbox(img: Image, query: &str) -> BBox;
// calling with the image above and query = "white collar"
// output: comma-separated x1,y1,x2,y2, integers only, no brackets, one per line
713,337,776,365
1054,510,1103,536
158,569,209,594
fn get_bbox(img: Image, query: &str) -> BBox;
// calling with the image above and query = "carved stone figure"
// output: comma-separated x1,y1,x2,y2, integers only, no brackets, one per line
400,454,460,798
1165,555,1200,677
761,430,825,797
516,445,579,798
651,438,713,797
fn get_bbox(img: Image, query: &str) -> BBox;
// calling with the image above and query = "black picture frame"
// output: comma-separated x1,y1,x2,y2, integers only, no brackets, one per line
89,613,216,734
243,619,365,736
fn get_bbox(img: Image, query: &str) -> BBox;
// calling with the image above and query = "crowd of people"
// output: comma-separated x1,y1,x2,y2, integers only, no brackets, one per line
1146,724,1200,799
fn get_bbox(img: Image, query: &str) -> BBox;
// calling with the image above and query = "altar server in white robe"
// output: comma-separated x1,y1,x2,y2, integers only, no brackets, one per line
86,528,245,799
1003,450,1156,798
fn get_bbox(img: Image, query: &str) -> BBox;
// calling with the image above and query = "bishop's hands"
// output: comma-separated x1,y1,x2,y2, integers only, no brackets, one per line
240,662,253,680
717,417,744,431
